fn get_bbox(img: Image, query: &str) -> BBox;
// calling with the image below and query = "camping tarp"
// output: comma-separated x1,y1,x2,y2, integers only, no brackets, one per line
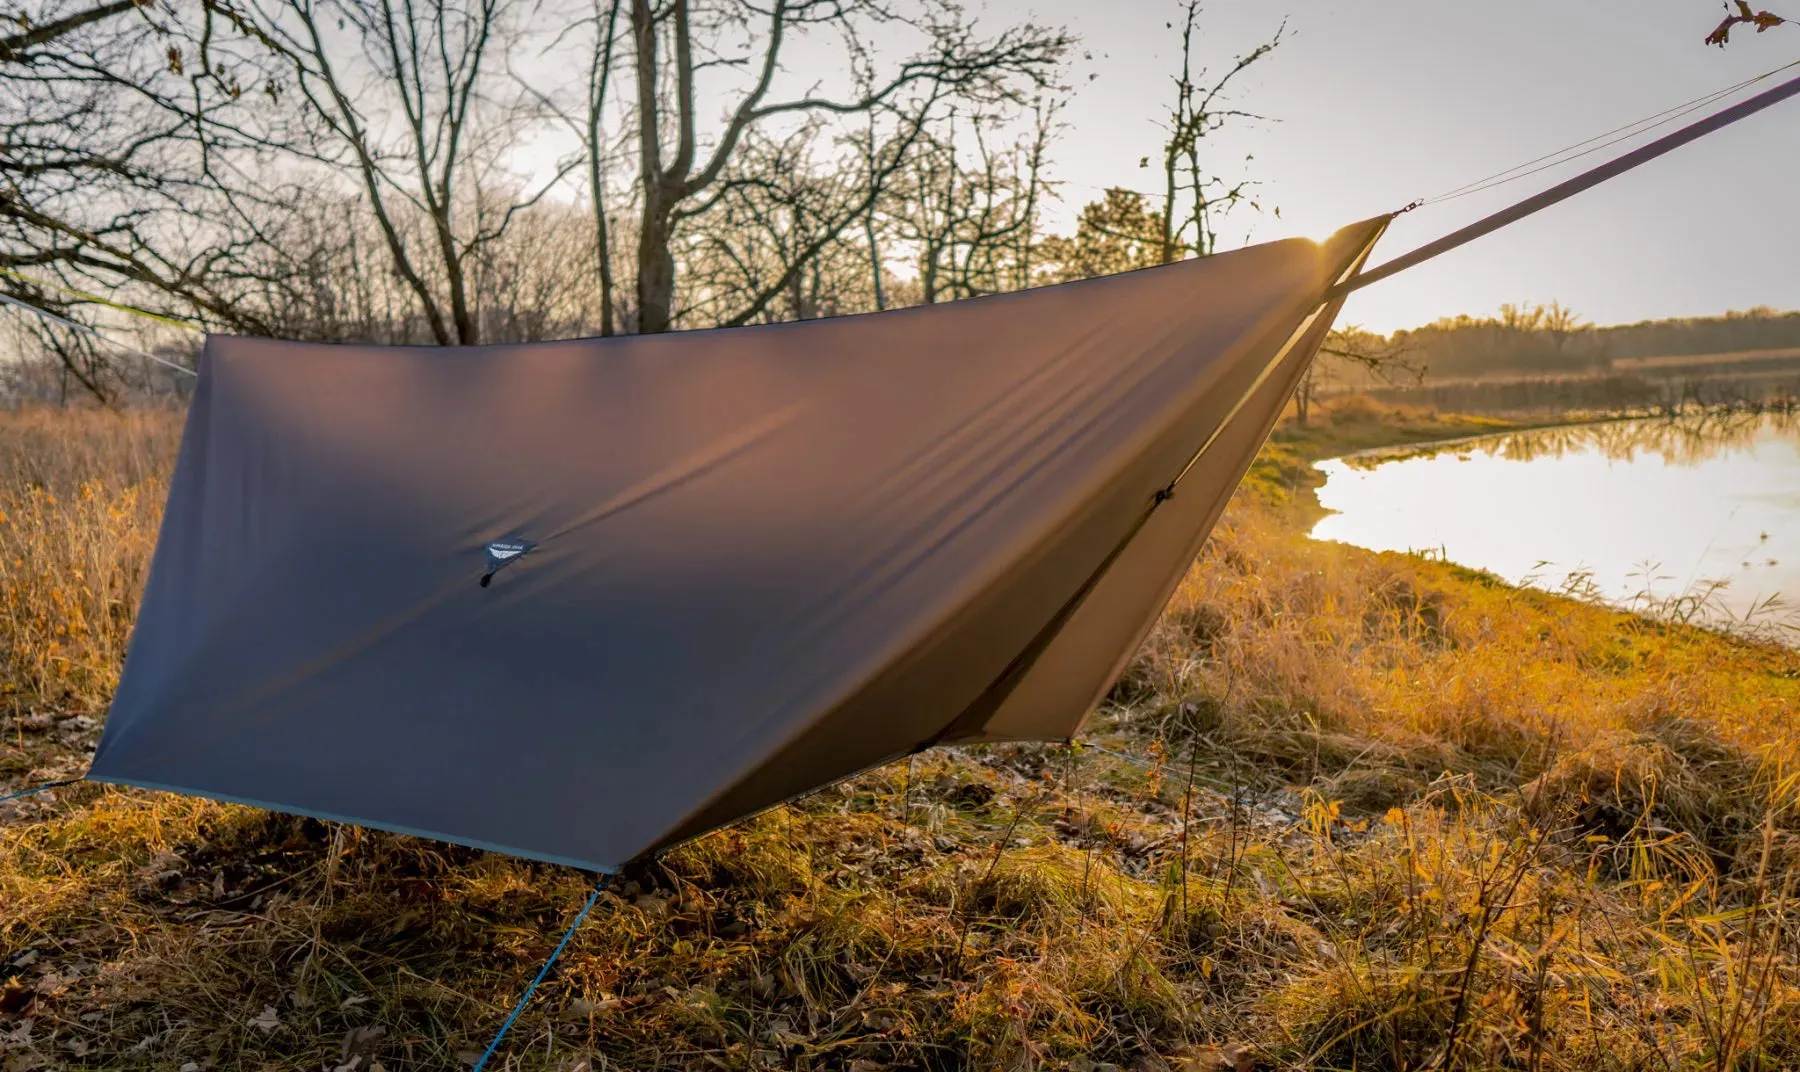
89,218,1386,872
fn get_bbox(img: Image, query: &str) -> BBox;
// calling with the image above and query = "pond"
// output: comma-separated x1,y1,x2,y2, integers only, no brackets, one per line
1309,413,1800,636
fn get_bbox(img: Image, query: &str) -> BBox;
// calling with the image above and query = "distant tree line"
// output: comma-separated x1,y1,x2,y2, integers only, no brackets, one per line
1377,305,1800,382
1595,307,1800,361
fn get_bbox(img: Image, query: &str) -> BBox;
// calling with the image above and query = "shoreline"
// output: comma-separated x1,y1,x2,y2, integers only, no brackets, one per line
1279,405,1800,650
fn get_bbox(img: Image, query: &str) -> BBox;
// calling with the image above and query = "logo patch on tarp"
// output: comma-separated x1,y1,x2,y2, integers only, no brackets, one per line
480,538,535,587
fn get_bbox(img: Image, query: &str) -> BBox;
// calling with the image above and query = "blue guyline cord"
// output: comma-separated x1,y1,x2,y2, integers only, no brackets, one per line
0,777,83,806
471,872,613,1072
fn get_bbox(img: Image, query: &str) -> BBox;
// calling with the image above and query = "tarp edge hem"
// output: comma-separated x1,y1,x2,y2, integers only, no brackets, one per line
87,774,619,873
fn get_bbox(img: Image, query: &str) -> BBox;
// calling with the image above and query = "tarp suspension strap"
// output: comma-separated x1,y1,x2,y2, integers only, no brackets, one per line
0,290,199,377
471,872,613,1072
0,777,83,807
1337,67,1800,300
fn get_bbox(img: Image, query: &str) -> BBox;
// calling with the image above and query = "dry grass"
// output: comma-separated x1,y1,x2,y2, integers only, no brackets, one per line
0,409,176,784
5,399,1800,1071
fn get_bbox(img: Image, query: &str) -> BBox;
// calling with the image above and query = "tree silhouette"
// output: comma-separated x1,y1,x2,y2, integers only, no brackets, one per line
1034,188,1164,282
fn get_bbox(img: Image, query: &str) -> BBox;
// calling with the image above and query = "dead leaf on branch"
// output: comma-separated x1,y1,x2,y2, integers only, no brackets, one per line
1707,2,1790,45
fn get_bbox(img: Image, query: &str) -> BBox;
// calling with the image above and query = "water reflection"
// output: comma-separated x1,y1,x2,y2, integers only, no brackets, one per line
1312,413,1800,639
1345,410,1800,470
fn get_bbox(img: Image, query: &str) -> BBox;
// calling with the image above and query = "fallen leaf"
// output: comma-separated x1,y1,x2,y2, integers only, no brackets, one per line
249,1005,281,1032
340,1024,385,1060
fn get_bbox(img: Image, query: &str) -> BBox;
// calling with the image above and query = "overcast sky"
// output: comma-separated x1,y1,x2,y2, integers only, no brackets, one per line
1002,0,1799,333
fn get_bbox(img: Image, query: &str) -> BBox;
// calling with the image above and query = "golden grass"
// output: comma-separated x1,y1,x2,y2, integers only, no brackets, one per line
4,400,1800,1070
0,409,177,782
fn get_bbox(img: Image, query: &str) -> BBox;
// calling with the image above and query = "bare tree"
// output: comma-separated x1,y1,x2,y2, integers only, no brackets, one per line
510,0,631,334
678,123,875,324
1154,0,1283,263
1295,327,1422,427
889,103,1055,304
585,0,627,335
857,112,889,311
3,0,1069,385
211,0,580,345
622,0,1066,333
0,1,278,333
1033,0,1280,291
0,0,286,397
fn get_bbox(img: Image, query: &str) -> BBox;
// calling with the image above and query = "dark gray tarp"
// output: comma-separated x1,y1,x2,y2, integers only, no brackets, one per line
90,219,1386,872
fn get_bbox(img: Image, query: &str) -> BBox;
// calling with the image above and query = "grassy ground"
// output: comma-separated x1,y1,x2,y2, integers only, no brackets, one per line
4,402,1800,1071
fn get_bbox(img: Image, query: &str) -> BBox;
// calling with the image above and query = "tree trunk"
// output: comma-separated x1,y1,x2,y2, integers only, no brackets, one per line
637,208,676,333
589,0,623,336
1160,147,1180,265
865,214,886,311
433,208,478,344
596,182,618,336
631,0,676,333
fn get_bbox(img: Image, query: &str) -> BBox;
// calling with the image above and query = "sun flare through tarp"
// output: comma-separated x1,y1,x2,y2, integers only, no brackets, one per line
89,218,1386,872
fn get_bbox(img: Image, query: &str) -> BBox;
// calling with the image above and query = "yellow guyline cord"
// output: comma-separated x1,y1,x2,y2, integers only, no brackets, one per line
0,267,200,376
0,266,204,334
